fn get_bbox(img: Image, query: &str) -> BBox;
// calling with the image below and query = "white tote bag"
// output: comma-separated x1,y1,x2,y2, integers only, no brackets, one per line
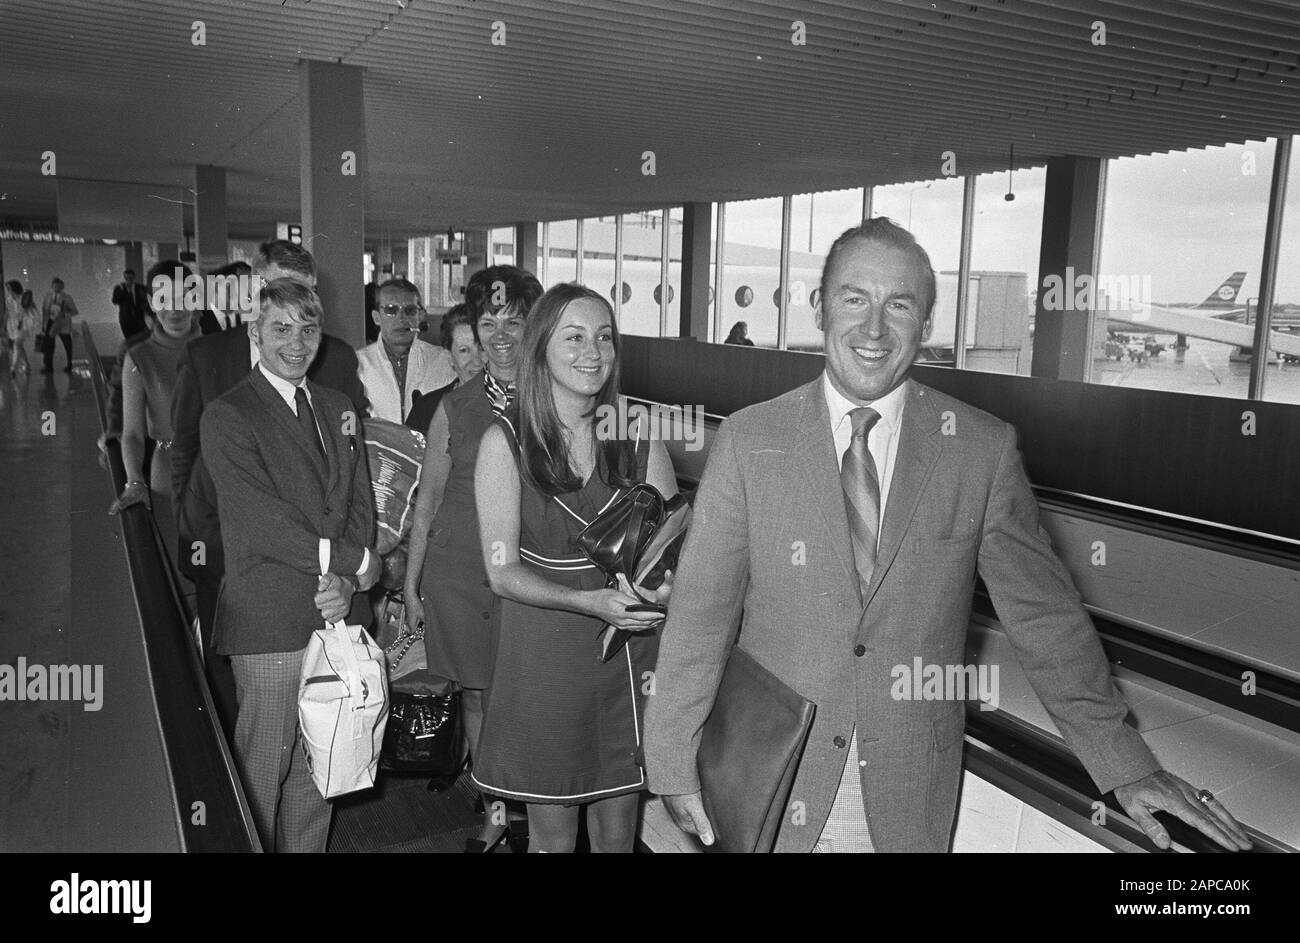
298,543,389,799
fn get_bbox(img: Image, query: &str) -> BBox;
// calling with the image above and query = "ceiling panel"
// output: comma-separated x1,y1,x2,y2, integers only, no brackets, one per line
1,0,1298,239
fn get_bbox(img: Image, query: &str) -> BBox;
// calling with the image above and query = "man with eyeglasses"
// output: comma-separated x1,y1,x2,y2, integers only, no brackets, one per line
356,277,457,424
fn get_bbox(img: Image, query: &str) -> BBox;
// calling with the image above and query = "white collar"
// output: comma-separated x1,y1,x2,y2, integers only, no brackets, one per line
255,362,308,403
823,371,908,433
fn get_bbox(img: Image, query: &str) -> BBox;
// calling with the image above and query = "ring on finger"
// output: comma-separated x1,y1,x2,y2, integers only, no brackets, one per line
1196,789,1215,805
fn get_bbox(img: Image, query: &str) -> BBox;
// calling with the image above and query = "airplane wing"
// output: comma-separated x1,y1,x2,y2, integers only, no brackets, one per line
1105,305,1300,357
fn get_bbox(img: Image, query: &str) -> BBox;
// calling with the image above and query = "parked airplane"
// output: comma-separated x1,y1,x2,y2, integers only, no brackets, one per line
1103,271,1300,359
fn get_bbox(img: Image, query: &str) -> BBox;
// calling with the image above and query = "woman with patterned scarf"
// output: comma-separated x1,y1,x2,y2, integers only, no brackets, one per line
404,265,543,851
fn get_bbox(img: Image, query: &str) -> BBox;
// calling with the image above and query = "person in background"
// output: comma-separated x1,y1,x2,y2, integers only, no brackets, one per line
201,278,380,853
403,265,541,852
1,281,16,370
207,261,254,332
723,320,754,346
403,303,482,434
471,283,677,852
40,277,78,373
170,239,368,741
364,280,380,345
102,268,165,447
109,272,203,561
5,281,32,377
356,277,458,424
112,268,150,339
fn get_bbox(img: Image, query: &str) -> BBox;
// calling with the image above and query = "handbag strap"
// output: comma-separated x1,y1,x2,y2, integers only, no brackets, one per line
619,486,660,575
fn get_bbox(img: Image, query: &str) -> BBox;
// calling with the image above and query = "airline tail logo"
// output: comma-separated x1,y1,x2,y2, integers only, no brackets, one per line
1201,272,1246,308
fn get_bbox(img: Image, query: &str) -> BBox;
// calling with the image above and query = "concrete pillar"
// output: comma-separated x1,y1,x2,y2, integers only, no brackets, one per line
299,60,366,348
1031,156,1104,382
679,202,712,341
193,165,229,272
515,222,539,276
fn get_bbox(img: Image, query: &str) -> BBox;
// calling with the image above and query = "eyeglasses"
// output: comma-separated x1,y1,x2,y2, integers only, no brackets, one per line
379,304,425,319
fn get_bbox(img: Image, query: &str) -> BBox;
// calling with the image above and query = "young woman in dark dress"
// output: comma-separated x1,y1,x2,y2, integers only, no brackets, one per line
403,266,542,850
472,283,678,852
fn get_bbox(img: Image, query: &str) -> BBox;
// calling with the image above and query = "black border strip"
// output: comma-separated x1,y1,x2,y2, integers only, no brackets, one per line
85,328,259,852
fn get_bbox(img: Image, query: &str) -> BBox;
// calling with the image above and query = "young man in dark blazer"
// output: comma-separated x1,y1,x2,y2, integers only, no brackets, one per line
201,278,380,853
170,241,368,739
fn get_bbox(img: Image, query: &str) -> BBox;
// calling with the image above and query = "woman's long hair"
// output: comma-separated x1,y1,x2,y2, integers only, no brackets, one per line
516,283,638,497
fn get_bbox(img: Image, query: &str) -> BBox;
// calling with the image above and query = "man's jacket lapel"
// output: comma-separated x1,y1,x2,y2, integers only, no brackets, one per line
861,380,941,611
793,379,862,608
248,367,330,484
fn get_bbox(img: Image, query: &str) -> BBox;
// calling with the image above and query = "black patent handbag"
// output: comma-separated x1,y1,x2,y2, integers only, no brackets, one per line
575,483,692,662
575,483,666,578
379,627,463,779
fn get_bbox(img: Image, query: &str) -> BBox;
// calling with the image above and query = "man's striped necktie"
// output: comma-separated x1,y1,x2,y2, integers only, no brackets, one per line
841,407,882,593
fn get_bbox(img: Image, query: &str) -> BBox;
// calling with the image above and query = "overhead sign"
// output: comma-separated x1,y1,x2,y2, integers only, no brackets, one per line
276,222,303,245
56,179,184,241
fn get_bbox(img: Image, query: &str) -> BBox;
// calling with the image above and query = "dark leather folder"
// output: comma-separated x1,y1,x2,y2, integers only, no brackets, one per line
697,646,816,853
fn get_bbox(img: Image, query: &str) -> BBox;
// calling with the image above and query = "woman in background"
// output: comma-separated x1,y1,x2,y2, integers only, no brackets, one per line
403,303,483,434
403,266,542,852
109,294,201,560
724,320,754,346
442,302,485,384
472,283,677,853
5,281,32,377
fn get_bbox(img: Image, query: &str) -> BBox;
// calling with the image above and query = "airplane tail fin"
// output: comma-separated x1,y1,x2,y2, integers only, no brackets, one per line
1197,272,1247,308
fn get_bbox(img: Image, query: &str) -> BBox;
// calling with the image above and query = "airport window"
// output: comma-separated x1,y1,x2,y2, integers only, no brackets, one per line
662,206,684,337
489,227,515,266
546,219,578,286
787,188,865,352
706,202,719,343
617,209,666,336
1096,140,1277,400
962,166,1047,376
1263,134,1300,405
408,235,461,310
871,176,964,361
581,216,608,290
720,196,782,347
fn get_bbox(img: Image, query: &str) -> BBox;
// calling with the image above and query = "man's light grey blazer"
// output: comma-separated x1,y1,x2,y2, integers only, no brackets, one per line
643,376,1158,852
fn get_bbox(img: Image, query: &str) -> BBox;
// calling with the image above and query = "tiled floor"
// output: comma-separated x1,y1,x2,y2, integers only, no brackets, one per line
329,771,495,853
0,345,179,851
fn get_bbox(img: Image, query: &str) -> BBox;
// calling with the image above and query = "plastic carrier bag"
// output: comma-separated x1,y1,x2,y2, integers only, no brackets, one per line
298,543,389,799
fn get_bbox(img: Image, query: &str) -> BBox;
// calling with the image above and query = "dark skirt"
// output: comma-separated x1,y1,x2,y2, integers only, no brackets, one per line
471,597,657,804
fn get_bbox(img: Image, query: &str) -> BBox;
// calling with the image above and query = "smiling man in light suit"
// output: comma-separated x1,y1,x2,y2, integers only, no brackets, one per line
643,217,1251,853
